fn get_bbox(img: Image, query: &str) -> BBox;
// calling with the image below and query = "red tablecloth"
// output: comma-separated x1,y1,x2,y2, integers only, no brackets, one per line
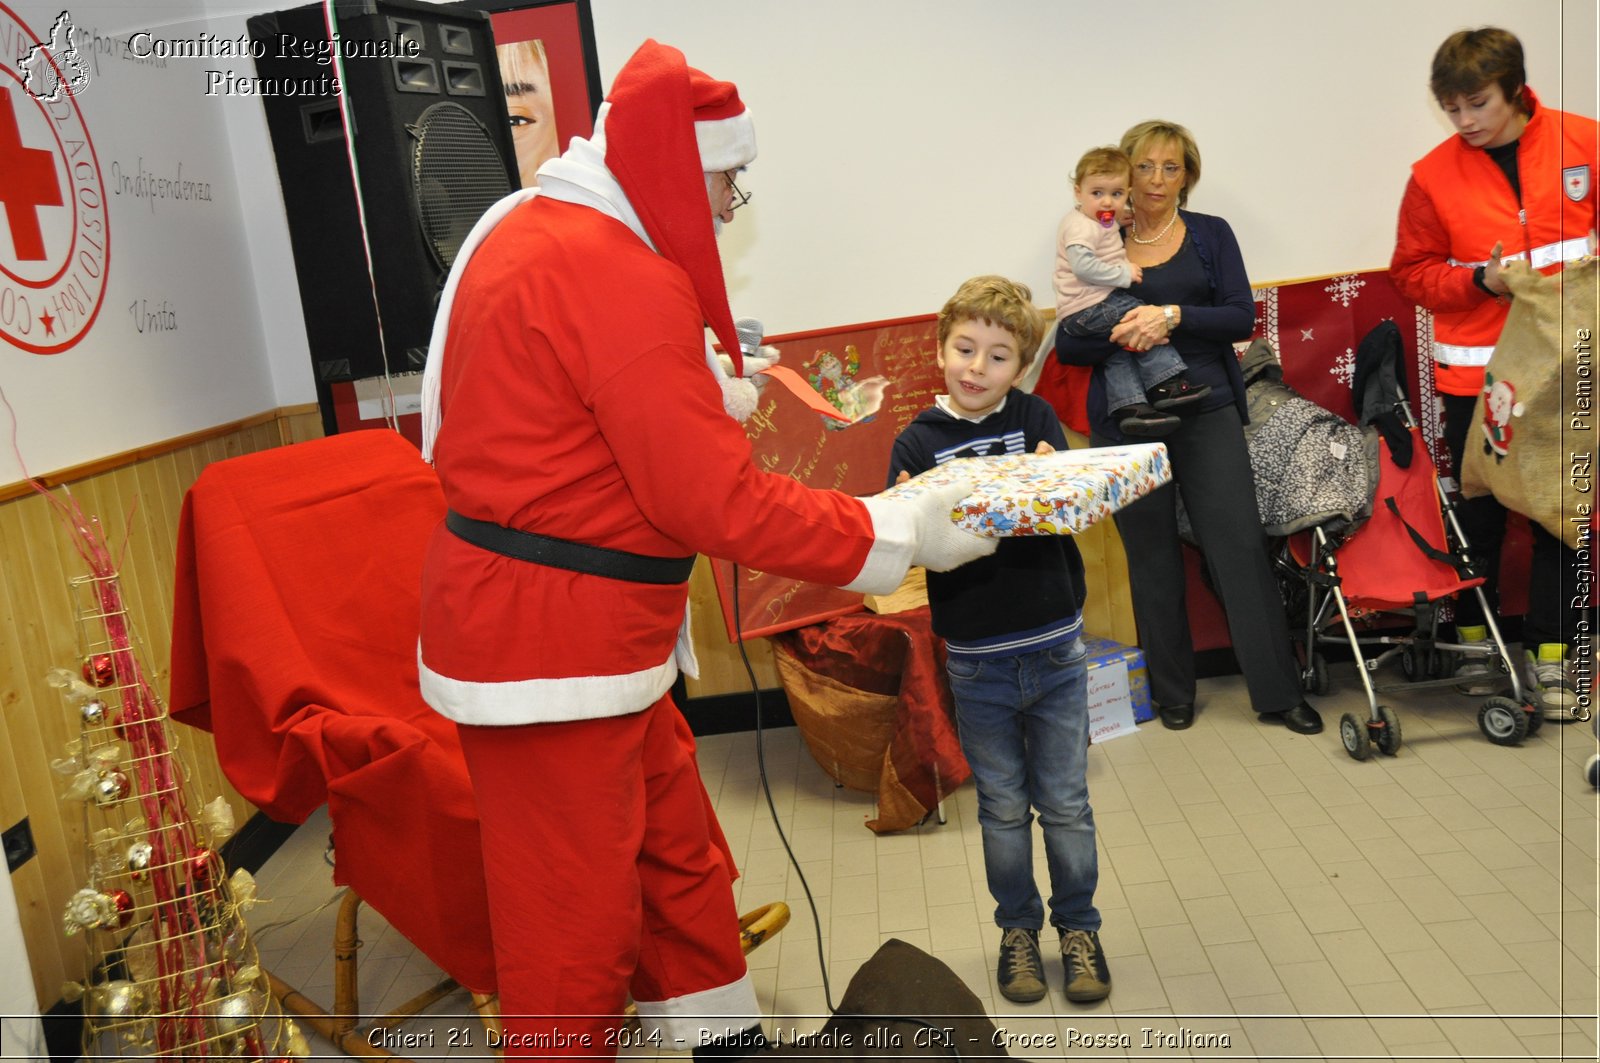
168,430,497,992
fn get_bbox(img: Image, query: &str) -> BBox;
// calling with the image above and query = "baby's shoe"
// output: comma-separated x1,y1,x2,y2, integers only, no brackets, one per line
1114,403,1179,437
1524,643,1580,722
1148,375,1212,412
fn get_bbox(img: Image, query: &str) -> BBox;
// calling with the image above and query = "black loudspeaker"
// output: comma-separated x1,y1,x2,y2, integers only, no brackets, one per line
248,0,517,433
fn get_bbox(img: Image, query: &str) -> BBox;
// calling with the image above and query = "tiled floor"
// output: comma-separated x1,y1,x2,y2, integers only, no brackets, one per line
245,662,1600,1061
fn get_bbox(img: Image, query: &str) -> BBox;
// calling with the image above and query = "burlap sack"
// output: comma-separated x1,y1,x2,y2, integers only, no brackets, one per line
1461,256,1599,550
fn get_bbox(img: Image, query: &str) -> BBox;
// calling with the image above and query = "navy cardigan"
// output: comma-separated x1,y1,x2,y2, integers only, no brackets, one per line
1057,209,1255,441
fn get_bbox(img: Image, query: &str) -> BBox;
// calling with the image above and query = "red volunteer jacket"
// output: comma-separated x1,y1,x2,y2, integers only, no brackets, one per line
1391,88,1597,396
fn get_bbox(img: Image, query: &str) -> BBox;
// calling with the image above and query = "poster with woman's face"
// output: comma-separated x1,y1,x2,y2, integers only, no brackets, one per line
497,38,558,186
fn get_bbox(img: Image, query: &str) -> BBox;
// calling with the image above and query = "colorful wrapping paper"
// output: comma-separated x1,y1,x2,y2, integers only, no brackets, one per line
882,443,1171,537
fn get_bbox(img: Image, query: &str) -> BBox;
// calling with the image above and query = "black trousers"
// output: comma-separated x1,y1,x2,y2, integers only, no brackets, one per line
1096,404,1301,714
1441,391,1583,649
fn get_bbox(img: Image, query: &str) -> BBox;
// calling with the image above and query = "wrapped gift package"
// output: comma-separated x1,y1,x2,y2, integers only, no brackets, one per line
1082,635,1152,724
879,443,1171,536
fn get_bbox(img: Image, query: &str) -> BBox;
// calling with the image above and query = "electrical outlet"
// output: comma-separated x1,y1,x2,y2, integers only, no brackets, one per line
4,817,36,873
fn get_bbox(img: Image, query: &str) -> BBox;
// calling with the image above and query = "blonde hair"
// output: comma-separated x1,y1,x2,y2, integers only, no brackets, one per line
937,276,1044,370
1073,146,1131,187
1120,119,1200,208
497,38,551,97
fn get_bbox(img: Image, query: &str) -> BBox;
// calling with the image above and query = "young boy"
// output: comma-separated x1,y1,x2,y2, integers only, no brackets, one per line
887,275,1111,1005
1054,146,1209,437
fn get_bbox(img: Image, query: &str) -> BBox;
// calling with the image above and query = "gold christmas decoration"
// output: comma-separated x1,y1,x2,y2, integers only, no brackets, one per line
42,491,305,1062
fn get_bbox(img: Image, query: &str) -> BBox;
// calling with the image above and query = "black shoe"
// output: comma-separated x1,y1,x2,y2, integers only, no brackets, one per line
1155,702,1194,730
1114,403,1180,437
1148,376,1212,411
1260,701,1324,735
1059,929,1112,1003
996,927,1047,1003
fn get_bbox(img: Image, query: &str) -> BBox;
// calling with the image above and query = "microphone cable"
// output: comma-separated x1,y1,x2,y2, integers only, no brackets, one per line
730,564,965,1061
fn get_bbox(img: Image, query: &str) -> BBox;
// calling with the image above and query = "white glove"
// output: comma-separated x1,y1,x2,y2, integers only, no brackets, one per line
902,480,999,572
711,343,780,422
849,479,997,594
715,343,781,391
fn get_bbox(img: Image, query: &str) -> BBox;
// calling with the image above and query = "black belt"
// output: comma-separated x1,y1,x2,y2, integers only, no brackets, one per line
445,511,695,585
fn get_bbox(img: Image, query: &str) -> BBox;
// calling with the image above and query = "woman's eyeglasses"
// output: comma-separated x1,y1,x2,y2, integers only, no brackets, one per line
1134,163,1185,179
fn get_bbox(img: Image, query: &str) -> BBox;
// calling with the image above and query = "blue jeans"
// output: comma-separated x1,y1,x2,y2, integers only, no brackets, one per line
945,638,1100,933
1065,289,1185,413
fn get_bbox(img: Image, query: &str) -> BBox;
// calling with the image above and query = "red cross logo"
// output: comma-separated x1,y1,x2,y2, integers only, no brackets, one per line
1,0,110,356
0,86,63,261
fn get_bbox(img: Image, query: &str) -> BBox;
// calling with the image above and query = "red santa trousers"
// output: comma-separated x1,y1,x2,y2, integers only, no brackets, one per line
455,696,752,1058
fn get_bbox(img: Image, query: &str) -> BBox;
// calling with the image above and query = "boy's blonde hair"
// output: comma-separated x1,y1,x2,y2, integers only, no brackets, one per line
936,275,1045,371
1073,146,1131,187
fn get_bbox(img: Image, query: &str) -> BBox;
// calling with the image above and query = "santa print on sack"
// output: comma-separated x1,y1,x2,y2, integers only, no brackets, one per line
1479,370,1525,462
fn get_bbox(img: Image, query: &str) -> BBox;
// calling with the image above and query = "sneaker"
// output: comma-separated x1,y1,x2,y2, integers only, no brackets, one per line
1059,928,1112,1003
1524,643,1580,721
1147,375,1212,411
996,927,1046,1003
1452,624,1500,695
1113,403,1179,437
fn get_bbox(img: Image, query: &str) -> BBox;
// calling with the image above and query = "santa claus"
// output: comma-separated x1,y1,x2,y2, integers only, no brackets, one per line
417,39,992,1059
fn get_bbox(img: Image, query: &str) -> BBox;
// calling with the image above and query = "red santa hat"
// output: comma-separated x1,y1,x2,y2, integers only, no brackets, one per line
603,40,756,374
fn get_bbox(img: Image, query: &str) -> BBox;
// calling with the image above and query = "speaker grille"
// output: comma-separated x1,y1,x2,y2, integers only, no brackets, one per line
412,102,515,271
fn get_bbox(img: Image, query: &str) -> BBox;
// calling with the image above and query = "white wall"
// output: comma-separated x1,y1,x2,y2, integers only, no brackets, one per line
1,0,1595,483
1,859,46,1063
588,0,1595,338
0,0,284,483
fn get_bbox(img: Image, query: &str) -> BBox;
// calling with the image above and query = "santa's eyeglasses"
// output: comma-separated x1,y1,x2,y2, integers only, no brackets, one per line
724,170,752,211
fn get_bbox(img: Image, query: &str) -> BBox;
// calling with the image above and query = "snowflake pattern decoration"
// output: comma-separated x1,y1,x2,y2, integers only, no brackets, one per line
1328,348,1357,388
1324,274,1367,308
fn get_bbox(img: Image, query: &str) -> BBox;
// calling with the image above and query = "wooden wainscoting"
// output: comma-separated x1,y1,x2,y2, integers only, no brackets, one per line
0,405,322,1007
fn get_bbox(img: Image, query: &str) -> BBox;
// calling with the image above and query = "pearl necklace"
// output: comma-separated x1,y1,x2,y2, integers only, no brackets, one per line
1130,208,1180,245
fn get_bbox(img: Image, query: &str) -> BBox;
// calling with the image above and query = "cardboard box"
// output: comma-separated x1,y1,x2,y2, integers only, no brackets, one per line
877,444,1171,537
1083,635,1152,725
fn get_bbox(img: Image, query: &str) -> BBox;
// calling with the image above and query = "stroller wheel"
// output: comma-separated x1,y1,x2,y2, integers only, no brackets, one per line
1374,705,1403,756
1479,696,1530,746
1523,701,1544,736
1424,648,1448,679
1400,647,1421,682
1339,712,1371,760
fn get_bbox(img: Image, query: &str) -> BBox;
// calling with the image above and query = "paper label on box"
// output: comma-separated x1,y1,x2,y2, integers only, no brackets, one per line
1087,658,1137,744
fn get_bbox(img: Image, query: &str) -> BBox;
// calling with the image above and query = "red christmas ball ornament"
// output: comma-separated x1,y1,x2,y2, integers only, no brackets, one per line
82,653,117,688
189,848,216,888
108,888,135,928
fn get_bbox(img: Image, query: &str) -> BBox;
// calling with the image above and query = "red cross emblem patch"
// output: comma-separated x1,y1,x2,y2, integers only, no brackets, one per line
1566,164,1592,204
1,2,109,355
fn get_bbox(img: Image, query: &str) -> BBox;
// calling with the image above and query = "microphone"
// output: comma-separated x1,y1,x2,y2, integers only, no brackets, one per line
734,317,765,364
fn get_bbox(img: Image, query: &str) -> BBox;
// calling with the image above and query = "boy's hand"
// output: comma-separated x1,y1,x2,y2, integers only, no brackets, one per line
1034,441,1056,455
1127,264,1144,284
895,469,911,484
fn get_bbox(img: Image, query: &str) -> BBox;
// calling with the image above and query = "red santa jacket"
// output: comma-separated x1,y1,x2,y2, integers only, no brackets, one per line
419,198,886,725
1391,88,1597,396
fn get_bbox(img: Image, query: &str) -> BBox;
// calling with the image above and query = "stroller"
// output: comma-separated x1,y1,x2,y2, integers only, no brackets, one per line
1246,325,1538,759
